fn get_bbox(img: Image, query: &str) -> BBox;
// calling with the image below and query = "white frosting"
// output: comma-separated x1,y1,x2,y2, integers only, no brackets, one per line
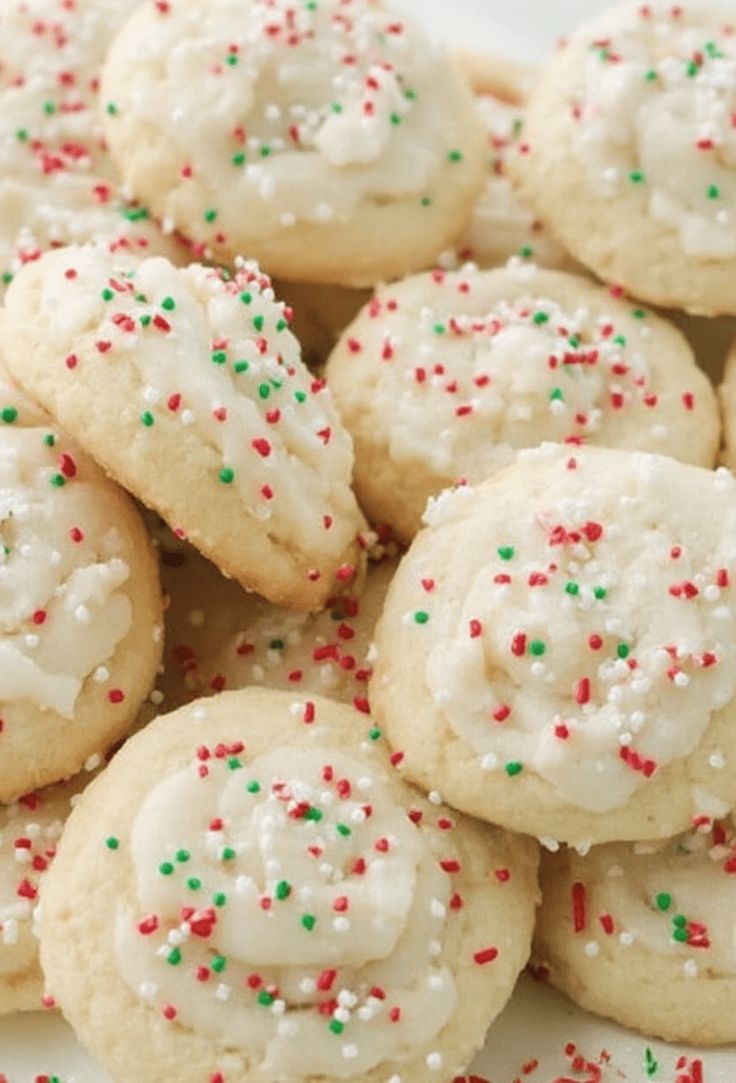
116,745,458,1079
403,447,736,812
574,2,736,259
0,385,133,717
34,246,362,562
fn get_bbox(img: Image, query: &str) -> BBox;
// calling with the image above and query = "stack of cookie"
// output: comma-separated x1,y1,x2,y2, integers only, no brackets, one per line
2,0,736,1079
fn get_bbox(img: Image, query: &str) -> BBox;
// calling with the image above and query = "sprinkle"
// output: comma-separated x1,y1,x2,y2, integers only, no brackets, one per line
473,946,499,965
105,837,119,851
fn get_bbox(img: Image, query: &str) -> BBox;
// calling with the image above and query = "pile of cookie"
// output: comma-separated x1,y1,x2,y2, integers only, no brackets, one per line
2,0,736,1079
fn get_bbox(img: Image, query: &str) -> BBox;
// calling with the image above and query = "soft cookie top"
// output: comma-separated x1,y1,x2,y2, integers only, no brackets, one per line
371,446,736,845
0,0,182,295
325,264,719,541
513,1,736,315
0,374,162,801
1,246,367,610
40,688,538,1083
99,0,486,286
535,816,736,1044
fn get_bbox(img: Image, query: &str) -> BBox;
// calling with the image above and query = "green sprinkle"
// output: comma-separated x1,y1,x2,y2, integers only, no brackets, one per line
221,847,236,861
655,892,671,912
414,611,430,625
498,546,515,561
212,350,227,365
645,1047,658,1078
234,361,250,374
447,149,464,163
240,291,252,305
101,288,115,301
167,948,182,965
226,53,238,66
519,244,534,259
123,206,149,222
632,308,647,319
329,1019,345,1035
305,806,323,822
258,382,271,400
565,581,580,596
49,473,65,488
232,151,246,167
673,914,687,928
529,640,546,657
550,387,564,402
105,837,119,851
1,407,17,424
176,850,190,863
15,128,28,141
1,272,13,285
617,643,630,659
43,434,55,447
269,638,285,651
686,59,699,77
369,727,382,741
613,335,626,347
331,102,343,113
420,196,433,207
211,955,227,973
187,877,202,891
390,112,402,125
594,586,607,600
629,170,645,184
106,101,118,115
159,861,175,876
404,87,417,101
673,925,689,943
645,68,658,81
141,411,155,428
260,146,272,158
505,762,523,777
294,390,307,403
276,318,288,332
43,100,56,115
213,892,227,908
139,315,152,327
301,913,317,931
258,990,274,1007
275,880,292,901
532,311,549,325
161,297,176,311
219,467,235,485
246,780,261,794
204,209,218,223
708,184,721,199
336,823,351,838
228,756,242,771
433,322,446,335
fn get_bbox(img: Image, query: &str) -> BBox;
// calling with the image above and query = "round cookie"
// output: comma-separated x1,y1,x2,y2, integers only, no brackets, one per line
0,774,89,1014
325,264,719,542
0,0,184,296
156,524,395,711
0,372,162,802
1,245,367,611
40,687,539,1083
100,0,486,287
535,817,736,1045
512,2,736,316
371,445,736,846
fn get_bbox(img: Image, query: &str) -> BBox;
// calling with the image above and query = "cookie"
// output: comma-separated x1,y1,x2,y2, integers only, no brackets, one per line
512,2,736,316
0,0,183,296
1,246,367,610
40,687,539,1083
371,445,736,846
535,817,736,1045
99,0,486,288
325,264,720,542
0,372,162,802
0,775,88,1014
156,523,395,711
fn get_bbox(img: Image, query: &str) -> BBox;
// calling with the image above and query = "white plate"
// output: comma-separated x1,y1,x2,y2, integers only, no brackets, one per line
2,1,735,1080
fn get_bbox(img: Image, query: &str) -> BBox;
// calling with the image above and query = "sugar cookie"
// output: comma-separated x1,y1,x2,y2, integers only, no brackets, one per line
1,246,367,610
326,264,719,541
100,0,486,287
535,817,736,1044
513,2,736,315
40,688,538,1083
371,445,736,845
0,373,162,801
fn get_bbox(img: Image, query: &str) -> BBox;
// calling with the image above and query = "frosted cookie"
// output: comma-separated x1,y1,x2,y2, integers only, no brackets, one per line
100,0,486,287
535,817,736,1044
1,246,367,611
0,0,183,297
325,265,719,542
40,688,538,1083
0,373,162,802
0,775,88,1014
371,445,736,846
157,524,395,711
512,2,736,316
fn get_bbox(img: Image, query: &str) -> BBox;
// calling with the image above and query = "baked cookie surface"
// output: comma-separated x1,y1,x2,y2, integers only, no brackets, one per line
1,246,367,610
535,817,736,1045
326,264,719,541
513,1,736,315
40,687,538,1083
100,0,486,286
371,445,736,845
0,374,162,801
